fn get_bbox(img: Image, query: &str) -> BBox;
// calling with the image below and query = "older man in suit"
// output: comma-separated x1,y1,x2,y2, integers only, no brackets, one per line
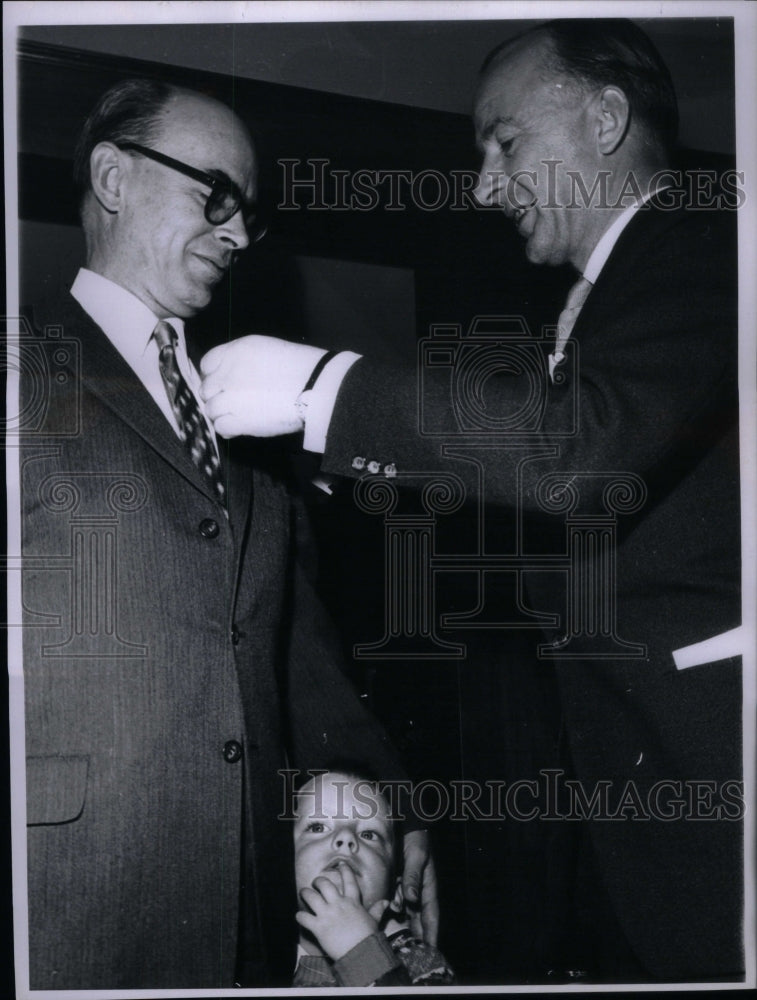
200,20,743,982
20,78,433,989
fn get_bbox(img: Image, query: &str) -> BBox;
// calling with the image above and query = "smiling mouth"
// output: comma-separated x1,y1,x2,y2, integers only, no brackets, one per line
194,254,227,279
513,201,540,237
514,199,537,223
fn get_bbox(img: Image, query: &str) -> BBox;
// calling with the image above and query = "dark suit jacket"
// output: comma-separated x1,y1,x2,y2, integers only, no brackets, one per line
321,199,743,980
20,293,407,989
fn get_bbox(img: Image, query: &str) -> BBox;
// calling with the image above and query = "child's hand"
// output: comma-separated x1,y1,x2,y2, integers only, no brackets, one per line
296,861,389,960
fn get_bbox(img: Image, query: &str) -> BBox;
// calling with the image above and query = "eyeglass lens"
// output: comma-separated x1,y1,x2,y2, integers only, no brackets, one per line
206,186,264,240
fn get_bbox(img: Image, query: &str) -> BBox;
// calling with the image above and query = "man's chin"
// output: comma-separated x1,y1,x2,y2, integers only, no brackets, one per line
523,230,547,264
171,290,212,319
524,237,563,268
524,246,544,266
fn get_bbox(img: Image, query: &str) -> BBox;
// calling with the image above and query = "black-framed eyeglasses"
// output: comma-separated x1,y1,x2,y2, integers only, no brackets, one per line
117,141,266,242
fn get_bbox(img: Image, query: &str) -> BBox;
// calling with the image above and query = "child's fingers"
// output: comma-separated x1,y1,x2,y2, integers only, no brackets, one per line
295,909,318,933
311,875,342,901
336,862,362,901
299,880,337,914
298,885,325,914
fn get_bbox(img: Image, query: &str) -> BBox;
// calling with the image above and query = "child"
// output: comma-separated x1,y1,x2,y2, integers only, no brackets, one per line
291,767,455,987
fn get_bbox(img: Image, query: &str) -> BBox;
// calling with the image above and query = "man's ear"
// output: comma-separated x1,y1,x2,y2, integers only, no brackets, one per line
89,142,128,214
595,86,630,155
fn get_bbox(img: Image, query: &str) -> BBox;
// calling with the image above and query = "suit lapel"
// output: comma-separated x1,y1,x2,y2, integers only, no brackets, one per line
39,294,222,506
572,196,685,337
73,295,257,592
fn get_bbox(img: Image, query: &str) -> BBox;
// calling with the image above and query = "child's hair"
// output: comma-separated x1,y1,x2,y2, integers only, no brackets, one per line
293,758,403,872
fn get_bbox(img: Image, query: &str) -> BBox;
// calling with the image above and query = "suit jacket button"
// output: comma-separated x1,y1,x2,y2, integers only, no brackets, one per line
222,740,243,763
199,518,220,539
384,463,397,478
231,624,241,645
352,456,366,470
367,461,380,474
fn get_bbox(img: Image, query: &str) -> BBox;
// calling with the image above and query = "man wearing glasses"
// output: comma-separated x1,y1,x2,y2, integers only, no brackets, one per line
20,78,432,989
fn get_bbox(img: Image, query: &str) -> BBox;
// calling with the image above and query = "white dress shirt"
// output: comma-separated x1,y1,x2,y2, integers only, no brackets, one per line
70,268,218,447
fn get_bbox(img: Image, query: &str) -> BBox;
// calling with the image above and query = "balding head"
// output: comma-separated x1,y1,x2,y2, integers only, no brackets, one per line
480,20,678,159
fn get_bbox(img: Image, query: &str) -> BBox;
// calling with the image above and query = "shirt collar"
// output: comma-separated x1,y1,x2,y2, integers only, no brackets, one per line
70,268,186,362
581,185,668,284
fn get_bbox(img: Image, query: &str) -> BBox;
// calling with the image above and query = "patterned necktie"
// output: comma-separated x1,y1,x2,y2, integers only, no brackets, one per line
549,275,593,382
153,320,225,505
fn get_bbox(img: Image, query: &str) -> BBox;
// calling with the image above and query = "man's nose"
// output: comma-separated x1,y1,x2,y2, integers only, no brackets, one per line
331,827,358,853
473,146,504,207
216,209,250,251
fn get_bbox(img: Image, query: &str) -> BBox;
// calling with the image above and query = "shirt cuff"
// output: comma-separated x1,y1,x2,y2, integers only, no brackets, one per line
332,931,402,987
672,625,743,670
302,351,362,454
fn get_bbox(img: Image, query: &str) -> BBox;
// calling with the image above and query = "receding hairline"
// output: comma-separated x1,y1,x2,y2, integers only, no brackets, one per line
150,86,254,144
477,19,678,156
477,28,584,104
474,31,581,138
480,28,559,81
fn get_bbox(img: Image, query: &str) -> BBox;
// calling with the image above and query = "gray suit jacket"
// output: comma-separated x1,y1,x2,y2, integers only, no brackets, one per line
21,293,405,988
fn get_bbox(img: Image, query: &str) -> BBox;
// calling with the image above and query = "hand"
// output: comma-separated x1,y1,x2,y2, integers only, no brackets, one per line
402,829,439,946
200,335,327,437
296,861,386,961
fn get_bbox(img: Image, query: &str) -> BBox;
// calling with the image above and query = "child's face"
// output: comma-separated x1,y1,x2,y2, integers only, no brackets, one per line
294,773,395,911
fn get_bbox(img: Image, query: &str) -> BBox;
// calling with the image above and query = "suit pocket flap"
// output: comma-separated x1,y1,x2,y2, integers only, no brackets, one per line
27,755,89,825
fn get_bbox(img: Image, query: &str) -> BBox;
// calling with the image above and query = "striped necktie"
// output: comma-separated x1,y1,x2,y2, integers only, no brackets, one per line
153,320,225,506
549,275,593,382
